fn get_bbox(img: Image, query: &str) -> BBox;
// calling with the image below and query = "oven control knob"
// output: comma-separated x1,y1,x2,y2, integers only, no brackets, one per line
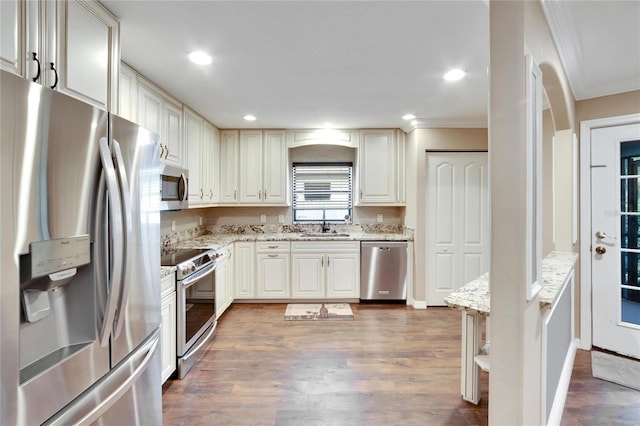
181,261,196,274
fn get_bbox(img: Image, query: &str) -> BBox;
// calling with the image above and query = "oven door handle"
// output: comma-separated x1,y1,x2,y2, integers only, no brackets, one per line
181,262,217,289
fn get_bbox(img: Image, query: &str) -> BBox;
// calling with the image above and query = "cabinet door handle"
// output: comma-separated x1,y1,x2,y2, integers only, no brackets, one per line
268,245,278,249
164,146,169,159
200,188,204,199
321,257,324,267
327,256,330,267
263,189,267,199
31,52,41,82
234,190,237,200
209,190,213,199
268,254,278,258
49,62,58,89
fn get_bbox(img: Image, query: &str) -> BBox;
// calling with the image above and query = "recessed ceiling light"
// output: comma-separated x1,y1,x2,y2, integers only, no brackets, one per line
188,51,212,65
402,114,416,120
411,120,418,126
243,114,257,121
444,68,466,81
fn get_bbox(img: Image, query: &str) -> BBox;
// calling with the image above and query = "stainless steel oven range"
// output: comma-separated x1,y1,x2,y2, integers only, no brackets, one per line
162,248,219,379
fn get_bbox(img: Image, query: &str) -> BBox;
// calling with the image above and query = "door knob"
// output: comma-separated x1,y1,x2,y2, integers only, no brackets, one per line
595,246,606,255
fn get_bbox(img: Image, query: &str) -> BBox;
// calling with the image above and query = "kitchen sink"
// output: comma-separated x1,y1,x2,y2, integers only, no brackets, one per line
303,233,351,238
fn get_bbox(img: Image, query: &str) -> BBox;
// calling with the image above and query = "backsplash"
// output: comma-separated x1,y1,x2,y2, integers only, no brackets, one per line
205,223,405,235
161,208,412,250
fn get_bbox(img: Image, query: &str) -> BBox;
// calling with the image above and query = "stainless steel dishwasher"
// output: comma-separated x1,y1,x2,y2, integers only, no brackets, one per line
360,241,408,301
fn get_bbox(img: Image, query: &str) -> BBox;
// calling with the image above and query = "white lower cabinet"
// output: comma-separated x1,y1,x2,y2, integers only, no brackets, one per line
234,242,256,299
291,253,324,298
326,253,360,298
256,242,290,298
291,241,360,299
160,273,176,384
215,247,234,319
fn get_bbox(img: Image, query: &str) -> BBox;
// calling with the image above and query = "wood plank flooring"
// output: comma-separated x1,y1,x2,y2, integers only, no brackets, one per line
162,303,639,425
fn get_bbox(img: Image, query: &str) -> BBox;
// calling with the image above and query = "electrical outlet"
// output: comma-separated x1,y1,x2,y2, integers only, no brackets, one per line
278,215,285,224
171,220,176,231
377,214,383,223
260,214,266,223
198,216,203,226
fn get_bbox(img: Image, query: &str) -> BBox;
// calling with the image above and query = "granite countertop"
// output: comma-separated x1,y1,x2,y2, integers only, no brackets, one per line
444,251,578,315
171,232,410,251
161,266,177,279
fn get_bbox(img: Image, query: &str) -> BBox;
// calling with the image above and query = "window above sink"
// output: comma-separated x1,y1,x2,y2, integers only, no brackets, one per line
292,162,353,223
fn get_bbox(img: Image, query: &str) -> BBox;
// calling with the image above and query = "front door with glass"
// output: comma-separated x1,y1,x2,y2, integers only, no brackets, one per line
591,123,640,359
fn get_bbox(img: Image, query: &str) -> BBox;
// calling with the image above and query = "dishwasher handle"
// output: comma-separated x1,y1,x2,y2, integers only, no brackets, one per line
360,241,408,250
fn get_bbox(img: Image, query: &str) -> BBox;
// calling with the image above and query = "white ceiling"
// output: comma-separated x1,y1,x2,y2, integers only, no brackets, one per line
100,1,639,132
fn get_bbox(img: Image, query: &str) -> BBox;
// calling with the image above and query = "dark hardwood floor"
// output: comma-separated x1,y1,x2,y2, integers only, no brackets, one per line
162,303,639,425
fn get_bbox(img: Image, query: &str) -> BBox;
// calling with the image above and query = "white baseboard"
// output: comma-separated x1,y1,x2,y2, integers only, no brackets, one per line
547,338,578,426
411,300,427,309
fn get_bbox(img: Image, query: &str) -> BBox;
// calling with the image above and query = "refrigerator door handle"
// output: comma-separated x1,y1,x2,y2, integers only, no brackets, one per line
111,139,133,340
98,137,125,347
43,330,160,426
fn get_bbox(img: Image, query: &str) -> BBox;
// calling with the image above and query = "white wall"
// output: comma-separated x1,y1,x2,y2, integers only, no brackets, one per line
489,1,576,423
405,128,488,303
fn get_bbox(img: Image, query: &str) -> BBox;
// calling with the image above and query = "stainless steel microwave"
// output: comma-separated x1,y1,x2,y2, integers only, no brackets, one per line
160,165,188,210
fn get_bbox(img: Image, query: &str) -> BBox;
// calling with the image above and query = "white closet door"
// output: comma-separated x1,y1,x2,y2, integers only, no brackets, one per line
426,152,489,305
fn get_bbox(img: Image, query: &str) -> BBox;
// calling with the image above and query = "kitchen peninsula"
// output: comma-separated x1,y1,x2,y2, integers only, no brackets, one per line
444,251,577,424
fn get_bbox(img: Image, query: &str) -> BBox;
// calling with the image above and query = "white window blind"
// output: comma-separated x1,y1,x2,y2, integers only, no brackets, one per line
292,163,352,222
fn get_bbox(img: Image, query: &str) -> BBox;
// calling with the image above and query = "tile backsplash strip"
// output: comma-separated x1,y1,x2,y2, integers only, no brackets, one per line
160,210,208,251
162,207,413,250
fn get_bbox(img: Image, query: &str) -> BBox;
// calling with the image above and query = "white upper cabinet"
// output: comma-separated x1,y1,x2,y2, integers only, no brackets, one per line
1,0,119,111
220,130,239,203
163,99,183,166
238,130,288,205
238,130,263,203
287,129,359,148
57,0,119,110
137,77,184,166
0,0,26,76
224,130,287,205
262,130,288,204
184,106,204,203
118,62,137,122
185,107,219,207
202,122,220,204
358,129,405,205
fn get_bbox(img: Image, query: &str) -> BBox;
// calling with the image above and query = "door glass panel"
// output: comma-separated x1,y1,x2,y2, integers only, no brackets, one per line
620,140,640,176
621,288,640,326
620,140,640,326
621,214,640,249
620,178,639,213
621,251,640,287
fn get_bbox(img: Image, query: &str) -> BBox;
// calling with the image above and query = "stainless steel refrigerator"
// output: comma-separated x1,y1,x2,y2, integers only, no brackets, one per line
0,70,162,425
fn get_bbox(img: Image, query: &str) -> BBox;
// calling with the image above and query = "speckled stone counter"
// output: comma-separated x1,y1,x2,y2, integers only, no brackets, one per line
444,251,578,314
443,273,490,316
538,251,579,307
167,232,410,254
161,266,177,279
444,251,578,405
